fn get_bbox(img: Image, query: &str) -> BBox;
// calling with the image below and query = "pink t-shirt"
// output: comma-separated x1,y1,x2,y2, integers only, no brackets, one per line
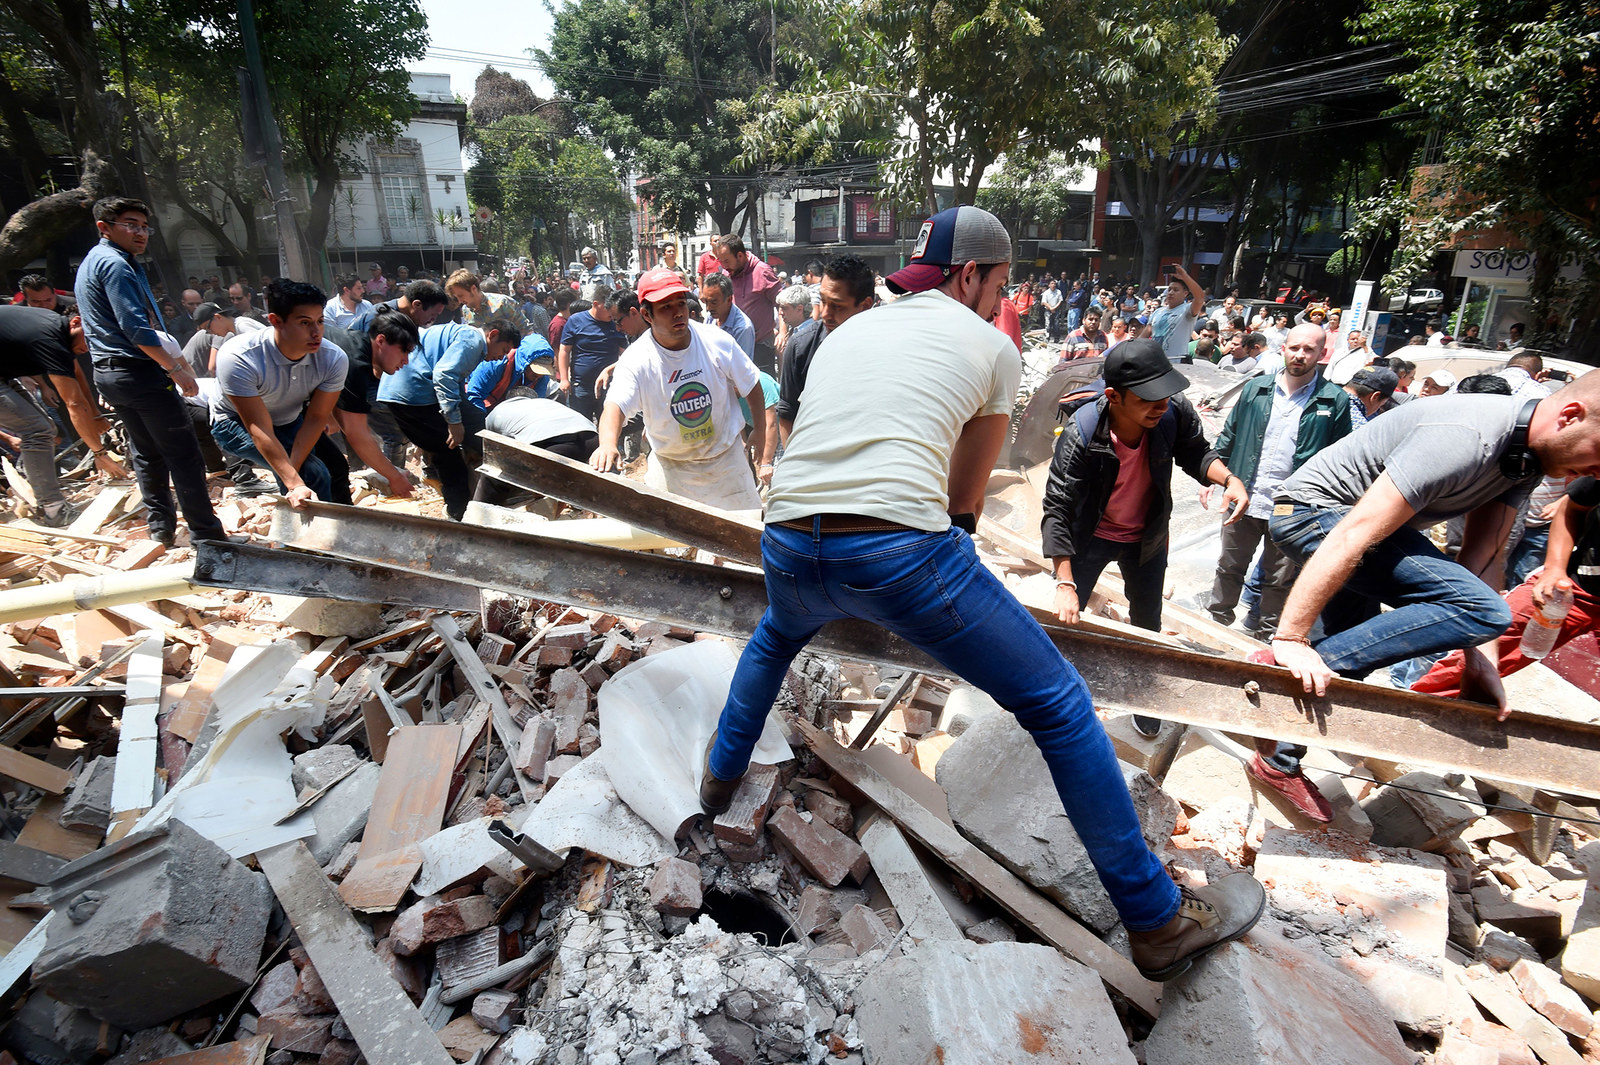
1094,428,1152,543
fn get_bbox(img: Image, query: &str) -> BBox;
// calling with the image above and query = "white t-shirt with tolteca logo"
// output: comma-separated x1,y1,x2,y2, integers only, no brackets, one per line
606,320,760,462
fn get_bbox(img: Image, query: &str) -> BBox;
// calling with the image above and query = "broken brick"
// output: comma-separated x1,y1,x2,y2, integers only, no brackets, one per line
803,791,854,835
536,645,574,669
391,895,496,956
541,621,593,649
514,716,556,780
256,1010,335,1054
768,806,871,887
548,668,589,754
839,904,894,954
650,857,703,917
1457,1016,1537,1065
1510,958,1594,1038
472,988,519,1034
594,636,635,673
712,763,781,847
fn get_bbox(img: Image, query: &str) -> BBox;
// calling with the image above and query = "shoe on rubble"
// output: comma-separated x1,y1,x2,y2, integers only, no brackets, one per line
1245,753,1334,823
699,730,744,816
34,500,78,528
231,475,277,497
1131,715,1162,739
1128,873,1267,982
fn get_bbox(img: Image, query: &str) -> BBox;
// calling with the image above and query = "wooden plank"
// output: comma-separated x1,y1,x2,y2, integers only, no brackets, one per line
337,724,460,912
0,520,122,546
350,618,433,654
147,1036,270,1065
109,539,168,572
14,795,103,860
67,488,127,536
257,842,456,1065
107,633,164,840
0,746,72,795
431,615,536,801
165,652,234,743
858,814,963,943
360,693,394,763
798,720,1161,1018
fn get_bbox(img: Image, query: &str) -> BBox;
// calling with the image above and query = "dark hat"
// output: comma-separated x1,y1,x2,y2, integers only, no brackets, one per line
192,302,231,326
886,205,1012,295
1350,367,1399,398
1105,338,1190,401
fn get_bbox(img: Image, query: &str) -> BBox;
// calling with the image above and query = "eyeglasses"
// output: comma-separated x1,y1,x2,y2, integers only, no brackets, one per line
114,221,154,235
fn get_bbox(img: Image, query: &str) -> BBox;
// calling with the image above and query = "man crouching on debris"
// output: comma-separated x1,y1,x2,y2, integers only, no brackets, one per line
1267,370,1600,718
699,205,1266,982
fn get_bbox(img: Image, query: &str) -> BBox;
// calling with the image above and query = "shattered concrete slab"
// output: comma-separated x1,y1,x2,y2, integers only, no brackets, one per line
855,939,1136,1065
935,709,1177,933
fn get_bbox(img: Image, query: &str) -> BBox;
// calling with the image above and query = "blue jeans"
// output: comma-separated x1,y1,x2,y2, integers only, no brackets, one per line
1508,524,1549,586
1071,536,1167,632
211,415,333,501
1067,307,1083,332
709,521,1180,931
1268,504,1512,678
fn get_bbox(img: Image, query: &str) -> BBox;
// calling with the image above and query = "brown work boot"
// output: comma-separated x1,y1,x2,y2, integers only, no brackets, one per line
699,730,743,816
1128,873,1266,981
1245,753,1335,823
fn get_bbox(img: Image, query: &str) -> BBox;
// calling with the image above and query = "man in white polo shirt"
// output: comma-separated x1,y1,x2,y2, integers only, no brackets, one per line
590,267,766,510
698,205,1265,984
211,278,349,506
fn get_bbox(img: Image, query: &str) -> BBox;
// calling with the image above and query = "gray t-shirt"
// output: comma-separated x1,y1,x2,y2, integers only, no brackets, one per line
1149,303,1197,364
485,396,596,443
213,328,347,427
1279,393,1540,528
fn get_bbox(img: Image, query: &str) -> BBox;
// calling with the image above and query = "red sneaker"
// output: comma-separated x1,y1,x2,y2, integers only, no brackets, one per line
1245,753,1334,823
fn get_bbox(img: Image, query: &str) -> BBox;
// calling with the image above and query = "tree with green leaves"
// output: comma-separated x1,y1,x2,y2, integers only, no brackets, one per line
738,0,1224,219
1348,0,1600,356
541,0,781,236
975,153,1088,239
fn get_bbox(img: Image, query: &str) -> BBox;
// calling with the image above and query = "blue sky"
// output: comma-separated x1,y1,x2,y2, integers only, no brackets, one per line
413,0,558,101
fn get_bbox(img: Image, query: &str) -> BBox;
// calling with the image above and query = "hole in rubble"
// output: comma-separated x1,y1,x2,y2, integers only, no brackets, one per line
697,888,797,945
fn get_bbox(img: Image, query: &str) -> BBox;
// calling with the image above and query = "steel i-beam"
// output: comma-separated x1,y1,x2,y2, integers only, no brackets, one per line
192,539,480,612
267,501,1600,800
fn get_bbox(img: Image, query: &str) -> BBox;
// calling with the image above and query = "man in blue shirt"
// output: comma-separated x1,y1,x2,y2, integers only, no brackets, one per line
74,196,226,546
378,317,516,519
699,273,755,359
556,286,625,421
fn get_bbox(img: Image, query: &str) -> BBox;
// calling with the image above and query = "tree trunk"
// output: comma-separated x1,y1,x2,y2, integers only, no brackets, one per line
0,54,51,199
0,150,113,273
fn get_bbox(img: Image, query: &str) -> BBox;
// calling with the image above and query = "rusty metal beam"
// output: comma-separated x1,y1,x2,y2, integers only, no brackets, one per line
192,540,480,612
266,501,1600,799
478,432,764,564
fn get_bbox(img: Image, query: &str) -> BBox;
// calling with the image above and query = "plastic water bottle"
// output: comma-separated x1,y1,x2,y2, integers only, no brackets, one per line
1519,579,1574,660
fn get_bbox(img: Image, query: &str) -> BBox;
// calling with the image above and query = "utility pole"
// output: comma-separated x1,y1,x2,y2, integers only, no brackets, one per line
237,0,311,281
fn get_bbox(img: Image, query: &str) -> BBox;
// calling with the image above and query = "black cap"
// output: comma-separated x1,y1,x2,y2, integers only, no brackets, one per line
192,302,231,326
1350,367,1399,399
1104,338,1189,401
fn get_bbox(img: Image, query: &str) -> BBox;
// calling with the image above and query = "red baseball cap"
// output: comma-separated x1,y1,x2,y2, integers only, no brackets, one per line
636,267,689,304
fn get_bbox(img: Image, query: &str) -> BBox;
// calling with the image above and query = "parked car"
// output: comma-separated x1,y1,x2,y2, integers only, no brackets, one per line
1403,288,1445,312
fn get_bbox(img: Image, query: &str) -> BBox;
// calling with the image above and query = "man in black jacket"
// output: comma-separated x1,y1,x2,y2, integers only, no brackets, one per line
1042,339,1247,733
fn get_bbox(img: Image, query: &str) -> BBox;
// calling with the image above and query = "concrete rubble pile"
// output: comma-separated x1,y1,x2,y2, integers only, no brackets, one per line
0,482,1595,1065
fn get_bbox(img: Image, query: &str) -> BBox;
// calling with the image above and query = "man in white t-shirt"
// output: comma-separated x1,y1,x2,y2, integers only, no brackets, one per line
1147,264,1206,364
590,267,766,510
698,205,1265,983
211,279,349,506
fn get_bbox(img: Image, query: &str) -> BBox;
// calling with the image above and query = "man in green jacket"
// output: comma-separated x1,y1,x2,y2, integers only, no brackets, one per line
1207,323,1351,823
1207,324,1352,637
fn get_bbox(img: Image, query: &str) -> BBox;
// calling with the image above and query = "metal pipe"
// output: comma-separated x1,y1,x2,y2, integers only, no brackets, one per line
0,564,196,625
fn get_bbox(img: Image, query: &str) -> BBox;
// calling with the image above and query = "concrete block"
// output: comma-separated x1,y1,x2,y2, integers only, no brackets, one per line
483,1027,549,1065
59,755,116,831
472,988,519,1034
1144,936,1413,1065
306,761,382,866
1362,785,1435,850
262,595,383,639
1479,926,1543,971
649,857,703,917
839,904,894,955
795,883,866,937
6,992,120,1064
33,820,273,1030
1101,714,1186,781
1559,889,1600,1003
964,917,1017,944
935,710,1177,933
1438,1029,1502,1065
856,939,1136,1065
1511,958,1594,1037
1253,827,1449,1034
768,806,871,887
291,743,363,792
1473,886,1564,945
1160,731,1253,812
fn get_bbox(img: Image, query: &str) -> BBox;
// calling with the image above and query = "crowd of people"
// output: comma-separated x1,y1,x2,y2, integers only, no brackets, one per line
4,196,1597,988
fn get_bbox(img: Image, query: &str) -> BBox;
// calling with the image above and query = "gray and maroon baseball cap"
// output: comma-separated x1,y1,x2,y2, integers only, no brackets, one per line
886,205,1013,295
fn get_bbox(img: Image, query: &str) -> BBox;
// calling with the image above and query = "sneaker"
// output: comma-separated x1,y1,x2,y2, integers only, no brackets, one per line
1245,753,1334,823
1131,715,1162,739
150,528,176,547
1129,873,1266,981
34,500,78,528
698,730,743,816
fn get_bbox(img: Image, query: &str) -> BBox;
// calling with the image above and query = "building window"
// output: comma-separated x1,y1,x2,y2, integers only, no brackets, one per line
381,173,425,243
